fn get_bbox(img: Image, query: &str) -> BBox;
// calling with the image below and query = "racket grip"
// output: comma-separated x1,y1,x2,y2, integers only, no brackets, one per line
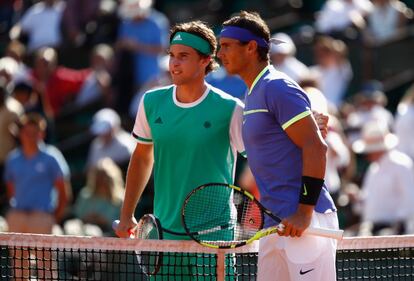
304,226,344,240
112,220,136,238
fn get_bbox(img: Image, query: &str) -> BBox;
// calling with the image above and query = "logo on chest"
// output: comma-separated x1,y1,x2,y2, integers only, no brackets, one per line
154,117,163,124
203,121,211,128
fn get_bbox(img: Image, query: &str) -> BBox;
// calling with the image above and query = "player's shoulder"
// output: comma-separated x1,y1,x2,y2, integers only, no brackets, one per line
142,84,174,103
264,67,305,95
207,84,244,108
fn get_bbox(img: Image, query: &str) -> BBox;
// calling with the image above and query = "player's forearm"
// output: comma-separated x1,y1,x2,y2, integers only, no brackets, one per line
302,138,327,179
120,150,153,220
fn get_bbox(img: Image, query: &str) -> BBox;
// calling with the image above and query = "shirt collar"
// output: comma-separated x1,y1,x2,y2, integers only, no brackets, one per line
248,65,270,96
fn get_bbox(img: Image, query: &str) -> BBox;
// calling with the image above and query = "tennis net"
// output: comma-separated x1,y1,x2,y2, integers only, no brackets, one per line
1,232,414,280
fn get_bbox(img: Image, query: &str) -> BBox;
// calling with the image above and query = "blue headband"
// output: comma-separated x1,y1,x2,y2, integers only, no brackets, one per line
220,26,268,48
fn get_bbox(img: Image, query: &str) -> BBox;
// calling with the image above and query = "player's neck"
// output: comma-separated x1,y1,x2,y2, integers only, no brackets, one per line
239,61,269,90
176,81,207,103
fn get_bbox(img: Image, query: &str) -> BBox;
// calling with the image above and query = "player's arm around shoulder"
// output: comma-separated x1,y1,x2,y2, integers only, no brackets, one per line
118,143,154,238
282,113,328,237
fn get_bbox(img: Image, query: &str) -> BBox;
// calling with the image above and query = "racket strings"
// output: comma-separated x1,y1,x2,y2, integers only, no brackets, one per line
183,184,264,247
136,215,162,275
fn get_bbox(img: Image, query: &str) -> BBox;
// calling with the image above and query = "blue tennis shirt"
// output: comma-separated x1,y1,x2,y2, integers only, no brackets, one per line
242,65,336,227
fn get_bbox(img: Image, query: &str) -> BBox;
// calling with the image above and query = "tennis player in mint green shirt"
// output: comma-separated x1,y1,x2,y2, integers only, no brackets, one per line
116,20,244,280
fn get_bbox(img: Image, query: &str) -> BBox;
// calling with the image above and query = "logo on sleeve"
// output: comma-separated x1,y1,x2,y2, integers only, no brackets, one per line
204,121,211,128
155,117,163,124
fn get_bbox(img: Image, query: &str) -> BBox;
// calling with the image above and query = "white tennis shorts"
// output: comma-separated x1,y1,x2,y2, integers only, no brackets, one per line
257,211,339,281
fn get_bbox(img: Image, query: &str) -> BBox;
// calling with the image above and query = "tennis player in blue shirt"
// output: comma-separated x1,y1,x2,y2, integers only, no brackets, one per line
218,11,339,281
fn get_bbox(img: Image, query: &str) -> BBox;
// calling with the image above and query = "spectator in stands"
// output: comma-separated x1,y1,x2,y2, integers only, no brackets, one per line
395,84,414,160
9,0,65,53
346,80,394,143
115,0,169,96
3,112,71,280
4,113,71,231
205,66,247,101
0,56,19,90
269,32,309,83
87,108,135,169
0,79,23,215
315,0,373,37
300,78,351,198
365,0,412,43
73,157,124,235
352,121,414,235
61,0,119,47
30,47,90,117
75,44,115,107
61,0,102,47
11,80,43,114
129,54,172,118
4,40,29,83
310,36,353,107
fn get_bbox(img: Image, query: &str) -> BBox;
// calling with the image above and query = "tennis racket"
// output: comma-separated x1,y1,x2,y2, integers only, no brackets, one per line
113,214,163,276
181,183,343,249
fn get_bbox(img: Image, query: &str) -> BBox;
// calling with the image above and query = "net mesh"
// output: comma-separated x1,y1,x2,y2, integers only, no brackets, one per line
2,232,414,280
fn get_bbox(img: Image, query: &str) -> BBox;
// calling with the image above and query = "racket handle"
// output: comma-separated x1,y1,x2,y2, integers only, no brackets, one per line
304,226,344,240
112,220,136,238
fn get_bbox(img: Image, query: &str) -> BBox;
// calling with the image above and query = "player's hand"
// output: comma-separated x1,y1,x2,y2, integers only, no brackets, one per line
313,111,329,139
115,217,138,238
278,204,313,238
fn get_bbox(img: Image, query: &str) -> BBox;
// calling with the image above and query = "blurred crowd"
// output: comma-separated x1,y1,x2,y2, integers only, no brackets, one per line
0,0,414,238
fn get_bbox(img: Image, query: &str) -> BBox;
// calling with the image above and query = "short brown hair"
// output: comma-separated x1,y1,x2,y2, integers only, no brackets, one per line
170,21,219,74
222,11,271,62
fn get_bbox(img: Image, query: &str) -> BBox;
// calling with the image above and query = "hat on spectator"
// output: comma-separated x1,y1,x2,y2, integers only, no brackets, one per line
355,80,387,105
118,0,153,19
352,121,398,154
270,33,295,56
90,108,121,135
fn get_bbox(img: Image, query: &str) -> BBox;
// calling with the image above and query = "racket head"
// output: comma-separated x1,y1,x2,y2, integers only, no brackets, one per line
136,214,163,276
181,183,265,249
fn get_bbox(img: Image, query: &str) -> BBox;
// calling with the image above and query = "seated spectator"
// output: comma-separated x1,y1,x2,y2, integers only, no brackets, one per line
87,108,135,169
346,80,394,143
394,84,414,160
11,79,43,114
310,36,353,107
365,0,412,43
30,47,91,117
4,40,30,83
269,32,310,83
75,44,115,107
9,0,65,53
73,157,124,234
352,121,414,235
315,0,373,37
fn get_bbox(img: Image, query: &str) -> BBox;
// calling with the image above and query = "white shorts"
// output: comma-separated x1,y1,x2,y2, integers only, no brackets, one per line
257,211,339,281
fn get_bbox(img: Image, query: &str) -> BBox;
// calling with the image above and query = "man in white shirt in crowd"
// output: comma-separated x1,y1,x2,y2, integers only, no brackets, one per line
352,120,414,235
